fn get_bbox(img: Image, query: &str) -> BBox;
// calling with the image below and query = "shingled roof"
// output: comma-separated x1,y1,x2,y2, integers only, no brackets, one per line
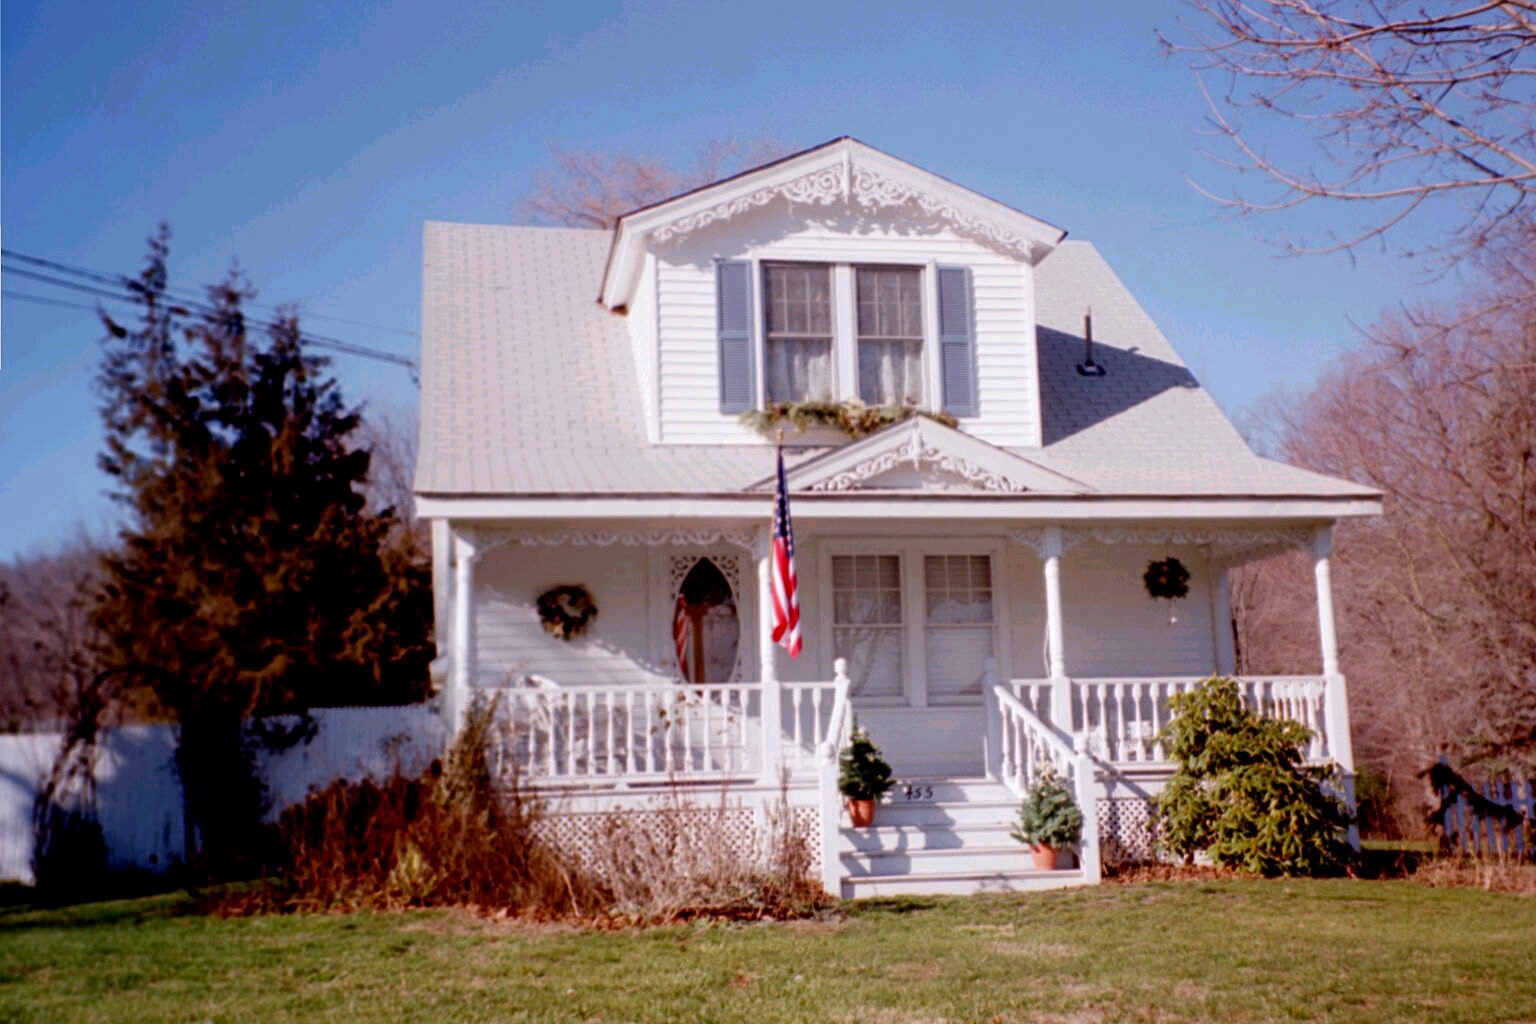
415,221,1376,500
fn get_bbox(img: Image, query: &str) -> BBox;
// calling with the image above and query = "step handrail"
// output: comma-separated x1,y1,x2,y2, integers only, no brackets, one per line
991,679,1076,773
817,659,852,897
988,677,1102,884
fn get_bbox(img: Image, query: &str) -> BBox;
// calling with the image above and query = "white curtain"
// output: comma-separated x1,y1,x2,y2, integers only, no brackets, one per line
765,338,833,403
858,339,923,405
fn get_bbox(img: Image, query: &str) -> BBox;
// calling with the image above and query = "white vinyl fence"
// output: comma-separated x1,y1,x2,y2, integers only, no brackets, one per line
0,705,443,884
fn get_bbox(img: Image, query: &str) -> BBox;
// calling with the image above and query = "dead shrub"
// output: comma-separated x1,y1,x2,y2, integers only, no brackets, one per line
221,698,594,917
575,781,832,924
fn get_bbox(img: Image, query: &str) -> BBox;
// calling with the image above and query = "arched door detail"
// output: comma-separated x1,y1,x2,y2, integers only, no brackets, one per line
668,555,742,683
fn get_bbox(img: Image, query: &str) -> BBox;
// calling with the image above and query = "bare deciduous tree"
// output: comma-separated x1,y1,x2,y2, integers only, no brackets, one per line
517,137,793,230
0,537,114,730
1232,253,1536,829
1164,1,1536,263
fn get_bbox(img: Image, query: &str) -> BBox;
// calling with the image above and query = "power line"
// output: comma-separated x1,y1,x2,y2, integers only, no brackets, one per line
2,248,419,338
3,252,420,380
5,291,107,313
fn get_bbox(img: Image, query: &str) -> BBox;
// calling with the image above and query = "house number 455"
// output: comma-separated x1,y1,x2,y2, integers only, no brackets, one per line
901,784,935,801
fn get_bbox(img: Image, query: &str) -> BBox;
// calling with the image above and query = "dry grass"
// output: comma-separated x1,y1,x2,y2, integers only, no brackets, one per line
1408,856,1536,894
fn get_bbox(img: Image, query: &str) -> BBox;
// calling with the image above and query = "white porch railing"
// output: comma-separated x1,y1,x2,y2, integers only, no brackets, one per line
492,681,765,785
478,671,850,787
782,679,849,773
1008,676,1332,765
985,665,1101,883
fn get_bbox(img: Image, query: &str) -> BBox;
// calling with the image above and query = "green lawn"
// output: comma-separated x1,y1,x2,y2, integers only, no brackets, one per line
2,881,1533,1023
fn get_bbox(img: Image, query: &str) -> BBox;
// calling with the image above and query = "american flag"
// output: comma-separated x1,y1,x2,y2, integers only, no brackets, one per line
770,442,802,658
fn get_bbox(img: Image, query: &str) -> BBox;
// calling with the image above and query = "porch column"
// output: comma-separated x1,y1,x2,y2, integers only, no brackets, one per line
1042,526,1072,728
447,528,479,736
1311,526,1355,769
756,528,784,784
1210,563,1237,677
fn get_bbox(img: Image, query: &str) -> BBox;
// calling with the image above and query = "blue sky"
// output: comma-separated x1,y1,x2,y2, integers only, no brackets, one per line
1,0,1467,559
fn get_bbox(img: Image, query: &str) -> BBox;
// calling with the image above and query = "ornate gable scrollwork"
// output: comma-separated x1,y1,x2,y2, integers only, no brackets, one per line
851,167,1038,261
649,159,1038,261
652,167,845,244
808,434,1029,494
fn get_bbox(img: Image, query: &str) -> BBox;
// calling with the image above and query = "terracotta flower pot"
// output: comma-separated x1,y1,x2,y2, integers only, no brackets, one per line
846,798,876,828
1029,843,1058,870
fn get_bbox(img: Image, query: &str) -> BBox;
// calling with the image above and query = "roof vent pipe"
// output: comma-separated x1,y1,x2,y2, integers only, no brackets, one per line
1076,307,1106,377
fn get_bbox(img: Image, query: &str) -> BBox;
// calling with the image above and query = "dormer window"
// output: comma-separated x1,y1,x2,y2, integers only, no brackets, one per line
856,266,924,406
763,262,835,403
715,256,975,419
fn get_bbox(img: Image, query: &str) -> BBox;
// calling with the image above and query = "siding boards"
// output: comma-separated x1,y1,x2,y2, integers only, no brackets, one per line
1003,544,1218,679
655,212,1039,446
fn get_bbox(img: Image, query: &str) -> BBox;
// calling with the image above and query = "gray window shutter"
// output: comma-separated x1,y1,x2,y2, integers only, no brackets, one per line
937,265,977,417
717,260,754,413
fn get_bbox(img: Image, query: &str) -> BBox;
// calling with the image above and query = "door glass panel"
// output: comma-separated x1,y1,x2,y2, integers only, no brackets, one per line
674,558,739,684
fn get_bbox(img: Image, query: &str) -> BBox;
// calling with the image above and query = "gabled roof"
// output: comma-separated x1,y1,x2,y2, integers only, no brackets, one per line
414,222,1379,504
598,137,1067,309
752,416,1091,495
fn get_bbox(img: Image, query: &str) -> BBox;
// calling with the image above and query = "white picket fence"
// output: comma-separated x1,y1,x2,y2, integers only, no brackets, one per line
0,705,442,884
1438,768,1535,860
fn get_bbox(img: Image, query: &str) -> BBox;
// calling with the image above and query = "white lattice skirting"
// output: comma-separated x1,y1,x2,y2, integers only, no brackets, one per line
1098,798,1160,866
532,804,822,876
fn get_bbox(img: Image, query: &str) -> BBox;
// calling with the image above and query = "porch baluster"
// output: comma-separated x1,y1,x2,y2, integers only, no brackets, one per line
681,693,692,774
604,692,615,776
790,687,804,762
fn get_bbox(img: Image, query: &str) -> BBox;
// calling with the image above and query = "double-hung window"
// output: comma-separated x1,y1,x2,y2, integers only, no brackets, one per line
830,554,904,699
719,259,974,416
856,266,924,406
828,547,998,706
922,555,995,703
762,263,834,404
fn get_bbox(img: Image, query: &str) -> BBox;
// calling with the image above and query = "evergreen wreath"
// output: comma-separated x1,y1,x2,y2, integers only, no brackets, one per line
1142,557,1191,602
536,584,598,640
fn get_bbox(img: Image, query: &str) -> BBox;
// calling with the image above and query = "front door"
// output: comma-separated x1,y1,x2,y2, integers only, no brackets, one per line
671,556,741,684
826,545,1001,775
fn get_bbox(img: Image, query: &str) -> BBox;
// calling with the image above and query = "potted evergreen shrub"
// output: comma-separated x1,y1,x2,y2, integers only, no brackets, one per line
838,723,895,827
1010,768,1083,869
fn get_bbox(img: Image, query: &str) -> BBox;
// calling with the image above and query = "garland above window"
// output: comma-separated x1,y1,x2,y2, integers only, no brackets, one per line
536,584,598,641
740,400,957,440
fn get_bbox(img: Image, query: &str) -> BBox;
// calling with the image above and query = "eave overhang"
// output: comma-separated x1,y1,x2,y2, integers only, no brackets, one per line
598,137,1068,310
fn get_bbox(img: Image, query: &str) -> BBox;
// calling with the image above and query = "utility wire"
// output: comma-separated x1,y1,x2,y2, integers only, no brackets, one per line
3,253,420,380
2,248,419,338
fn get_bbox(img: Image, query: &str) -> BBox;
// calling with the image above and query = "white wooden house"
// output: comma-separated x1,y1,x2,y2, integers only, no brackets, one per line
414,138,1380,896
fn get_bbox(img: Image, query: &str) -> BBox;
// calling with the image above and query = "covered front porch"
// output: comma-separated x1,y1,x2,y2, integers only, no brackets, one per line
431,509,1359,893
436,515,1354,782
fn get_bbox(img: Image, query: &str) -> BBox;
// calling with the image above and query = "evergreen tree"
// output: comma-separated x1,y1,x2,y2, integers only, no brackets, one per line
93,226,433,876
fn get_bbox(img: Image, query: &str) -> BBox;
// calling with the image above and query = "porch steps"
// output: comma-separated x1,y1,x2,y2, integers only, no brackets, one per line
837,777,1084,898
